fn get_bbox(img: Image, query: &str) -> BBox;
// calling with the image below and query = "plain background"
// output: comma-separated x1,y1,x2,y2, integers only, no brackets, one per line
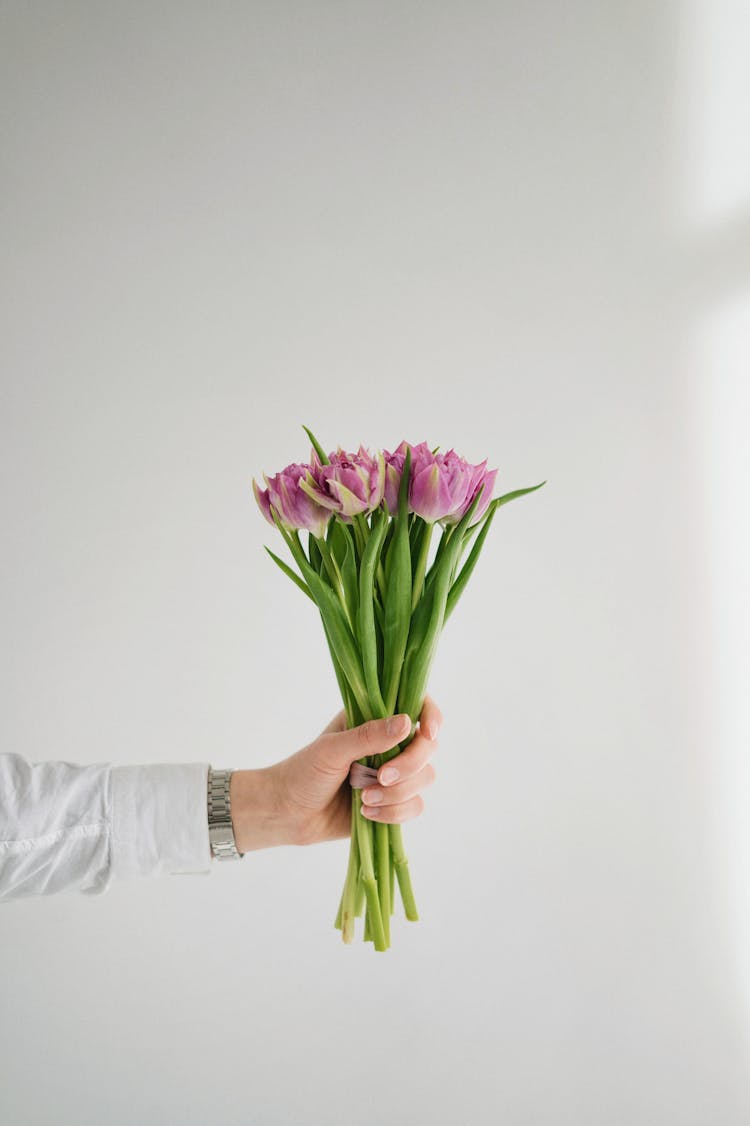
1,2,749,1124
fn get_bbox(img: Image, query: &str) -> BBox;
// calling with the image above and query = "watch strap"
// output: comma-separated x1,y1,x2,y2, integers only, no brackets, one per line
207,768,244,860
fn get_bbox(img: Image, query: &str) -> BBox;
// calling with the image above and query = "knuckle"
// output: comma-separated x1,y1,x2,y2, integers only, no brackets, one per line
357,720,376,748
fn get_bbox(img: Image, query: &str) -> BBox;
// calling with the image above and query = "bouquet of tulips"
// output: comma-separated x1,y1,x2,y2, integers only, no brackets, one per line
252,427,544,950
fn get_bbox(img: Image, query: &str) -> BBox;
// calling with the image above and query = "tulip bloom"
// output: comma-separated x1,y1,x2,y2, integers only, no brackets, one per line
408,445,470,523
252,463,331,540
382,440,410,515
443,456,498,525
253,427,545,950
299,444,386,522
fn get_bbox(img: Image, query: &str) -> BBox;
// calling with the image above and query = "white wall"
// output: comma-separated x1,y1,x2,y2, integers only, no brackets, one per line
1,3,749,1124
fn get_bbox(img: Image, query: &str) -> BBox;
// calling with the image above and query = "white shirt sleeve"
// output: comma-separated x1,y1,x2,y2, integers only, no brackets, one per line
0,753,213,902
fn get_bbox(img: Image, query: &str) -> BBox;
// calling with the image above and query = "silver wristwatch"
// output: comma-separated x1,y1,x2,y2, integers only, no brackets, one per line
207,768,244,860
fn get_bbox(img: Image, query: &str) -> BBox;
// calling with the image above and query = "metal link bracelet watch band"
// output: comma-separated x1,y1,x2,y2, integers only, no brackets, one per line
207,768,244,860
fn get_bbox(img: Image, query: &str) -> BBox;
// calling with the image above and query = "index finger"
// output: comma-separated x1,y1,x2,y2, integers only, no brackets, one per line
418,693,443,741
378,722,437,786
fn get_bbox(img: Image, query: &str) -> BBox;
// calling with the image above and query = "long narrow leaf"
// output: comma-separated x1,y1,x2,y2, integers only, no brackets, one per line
444,508,497,624
309,533,323,574
270,509,371,717
382,447,412,714
357,508,388,716
488,480,546,513
302,425,330,465
398,484,486,718
319,611,355,720
264,546,315,602
305,567,371,718
340,528,360,645
444,481,546,624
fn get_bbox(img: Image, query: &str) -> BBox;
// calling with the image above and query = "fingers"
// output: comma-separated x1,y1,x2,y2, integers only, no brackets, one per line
362,792,426,824
418,693,444,741
360,706,442,820
317,712,412,773
362,762,436,813
374,711,441,788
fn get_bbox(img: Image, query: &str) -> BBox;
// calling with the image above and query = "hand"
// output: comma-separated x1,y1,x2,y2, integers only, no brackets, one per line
229,695,443,852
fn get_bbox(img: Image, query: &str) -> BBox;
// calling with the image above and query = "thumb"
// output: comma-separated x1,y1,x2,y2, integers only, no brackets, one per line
317,713,412,773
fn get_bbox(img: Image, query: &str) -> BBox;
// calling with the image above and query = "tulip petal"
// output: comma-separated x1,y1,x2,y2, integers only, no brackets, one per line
252,477,274,525
299,473,341,512
329,478,368,518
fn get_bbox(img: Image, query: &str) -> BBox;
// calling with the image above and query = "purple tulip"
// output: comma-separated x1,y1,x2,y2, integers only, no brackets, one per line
407,444,472,523
450,460,498,524
252,462,331,540
384,441,498,524
439,450,495,524
299,444,385,522
382,440,410,515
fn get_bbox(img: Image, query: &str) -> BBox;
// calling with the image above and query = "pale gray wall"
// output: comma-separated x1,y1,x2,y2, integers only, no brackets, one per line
2,3,749,1124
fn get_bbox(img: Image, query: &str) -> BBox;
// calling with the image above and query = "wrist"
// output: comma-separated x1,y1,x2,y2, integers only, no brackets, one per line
229,766,292,852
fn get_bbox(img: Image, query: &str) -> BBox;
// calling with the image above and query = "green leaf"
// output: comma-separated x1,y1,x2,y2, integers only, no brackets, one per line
308,533,323,575
381,447,412,714
398,483,487,717
408,513,422,557
270,508,371,716
329,518,350,570
373,594,385,653
264,546,315,602
444,481,546,624
444,507,497,624
485,480,546,516
340,526,361,646
421,522,454,602
304,567,371,718
357,508,389,716
302,425,330,465
319,610,356,719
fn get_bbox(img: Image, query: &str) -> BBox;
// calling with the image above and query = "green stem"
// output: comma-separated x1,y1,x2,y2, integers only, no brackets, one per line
389,841,395,912
376,558,387,606
355,803,387,951
375,821,391,946
353,513,369,558
411,521,434,613
316,537,354,630
338,790,360,943
354,869,365,917
389,823,418,921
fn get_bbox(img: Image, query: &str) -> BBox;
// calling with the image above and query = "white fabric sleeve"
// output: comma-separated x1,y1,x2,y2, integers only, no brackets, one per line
0,754,212,902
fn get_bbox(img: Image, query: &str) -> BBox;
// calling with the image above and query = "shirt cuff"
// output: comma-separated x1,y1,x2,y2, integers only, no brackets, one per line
110,762,212,880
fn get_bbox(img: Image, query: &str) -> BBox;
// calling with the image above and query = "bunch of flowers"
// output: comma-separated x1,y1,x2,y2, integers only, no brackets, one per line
253,427,544,951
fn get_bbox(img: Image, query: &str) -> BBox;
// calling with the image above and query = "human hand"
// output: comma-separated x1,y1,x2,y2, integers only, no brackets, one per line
229,695,443,852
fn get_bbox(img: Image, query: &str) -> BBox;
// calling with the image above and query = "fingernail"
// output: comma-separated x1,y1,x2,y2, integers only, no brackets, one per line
362,788,383,804
380,767,399,786
426,719,437,739
387,714,409,737
361,804,378,819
